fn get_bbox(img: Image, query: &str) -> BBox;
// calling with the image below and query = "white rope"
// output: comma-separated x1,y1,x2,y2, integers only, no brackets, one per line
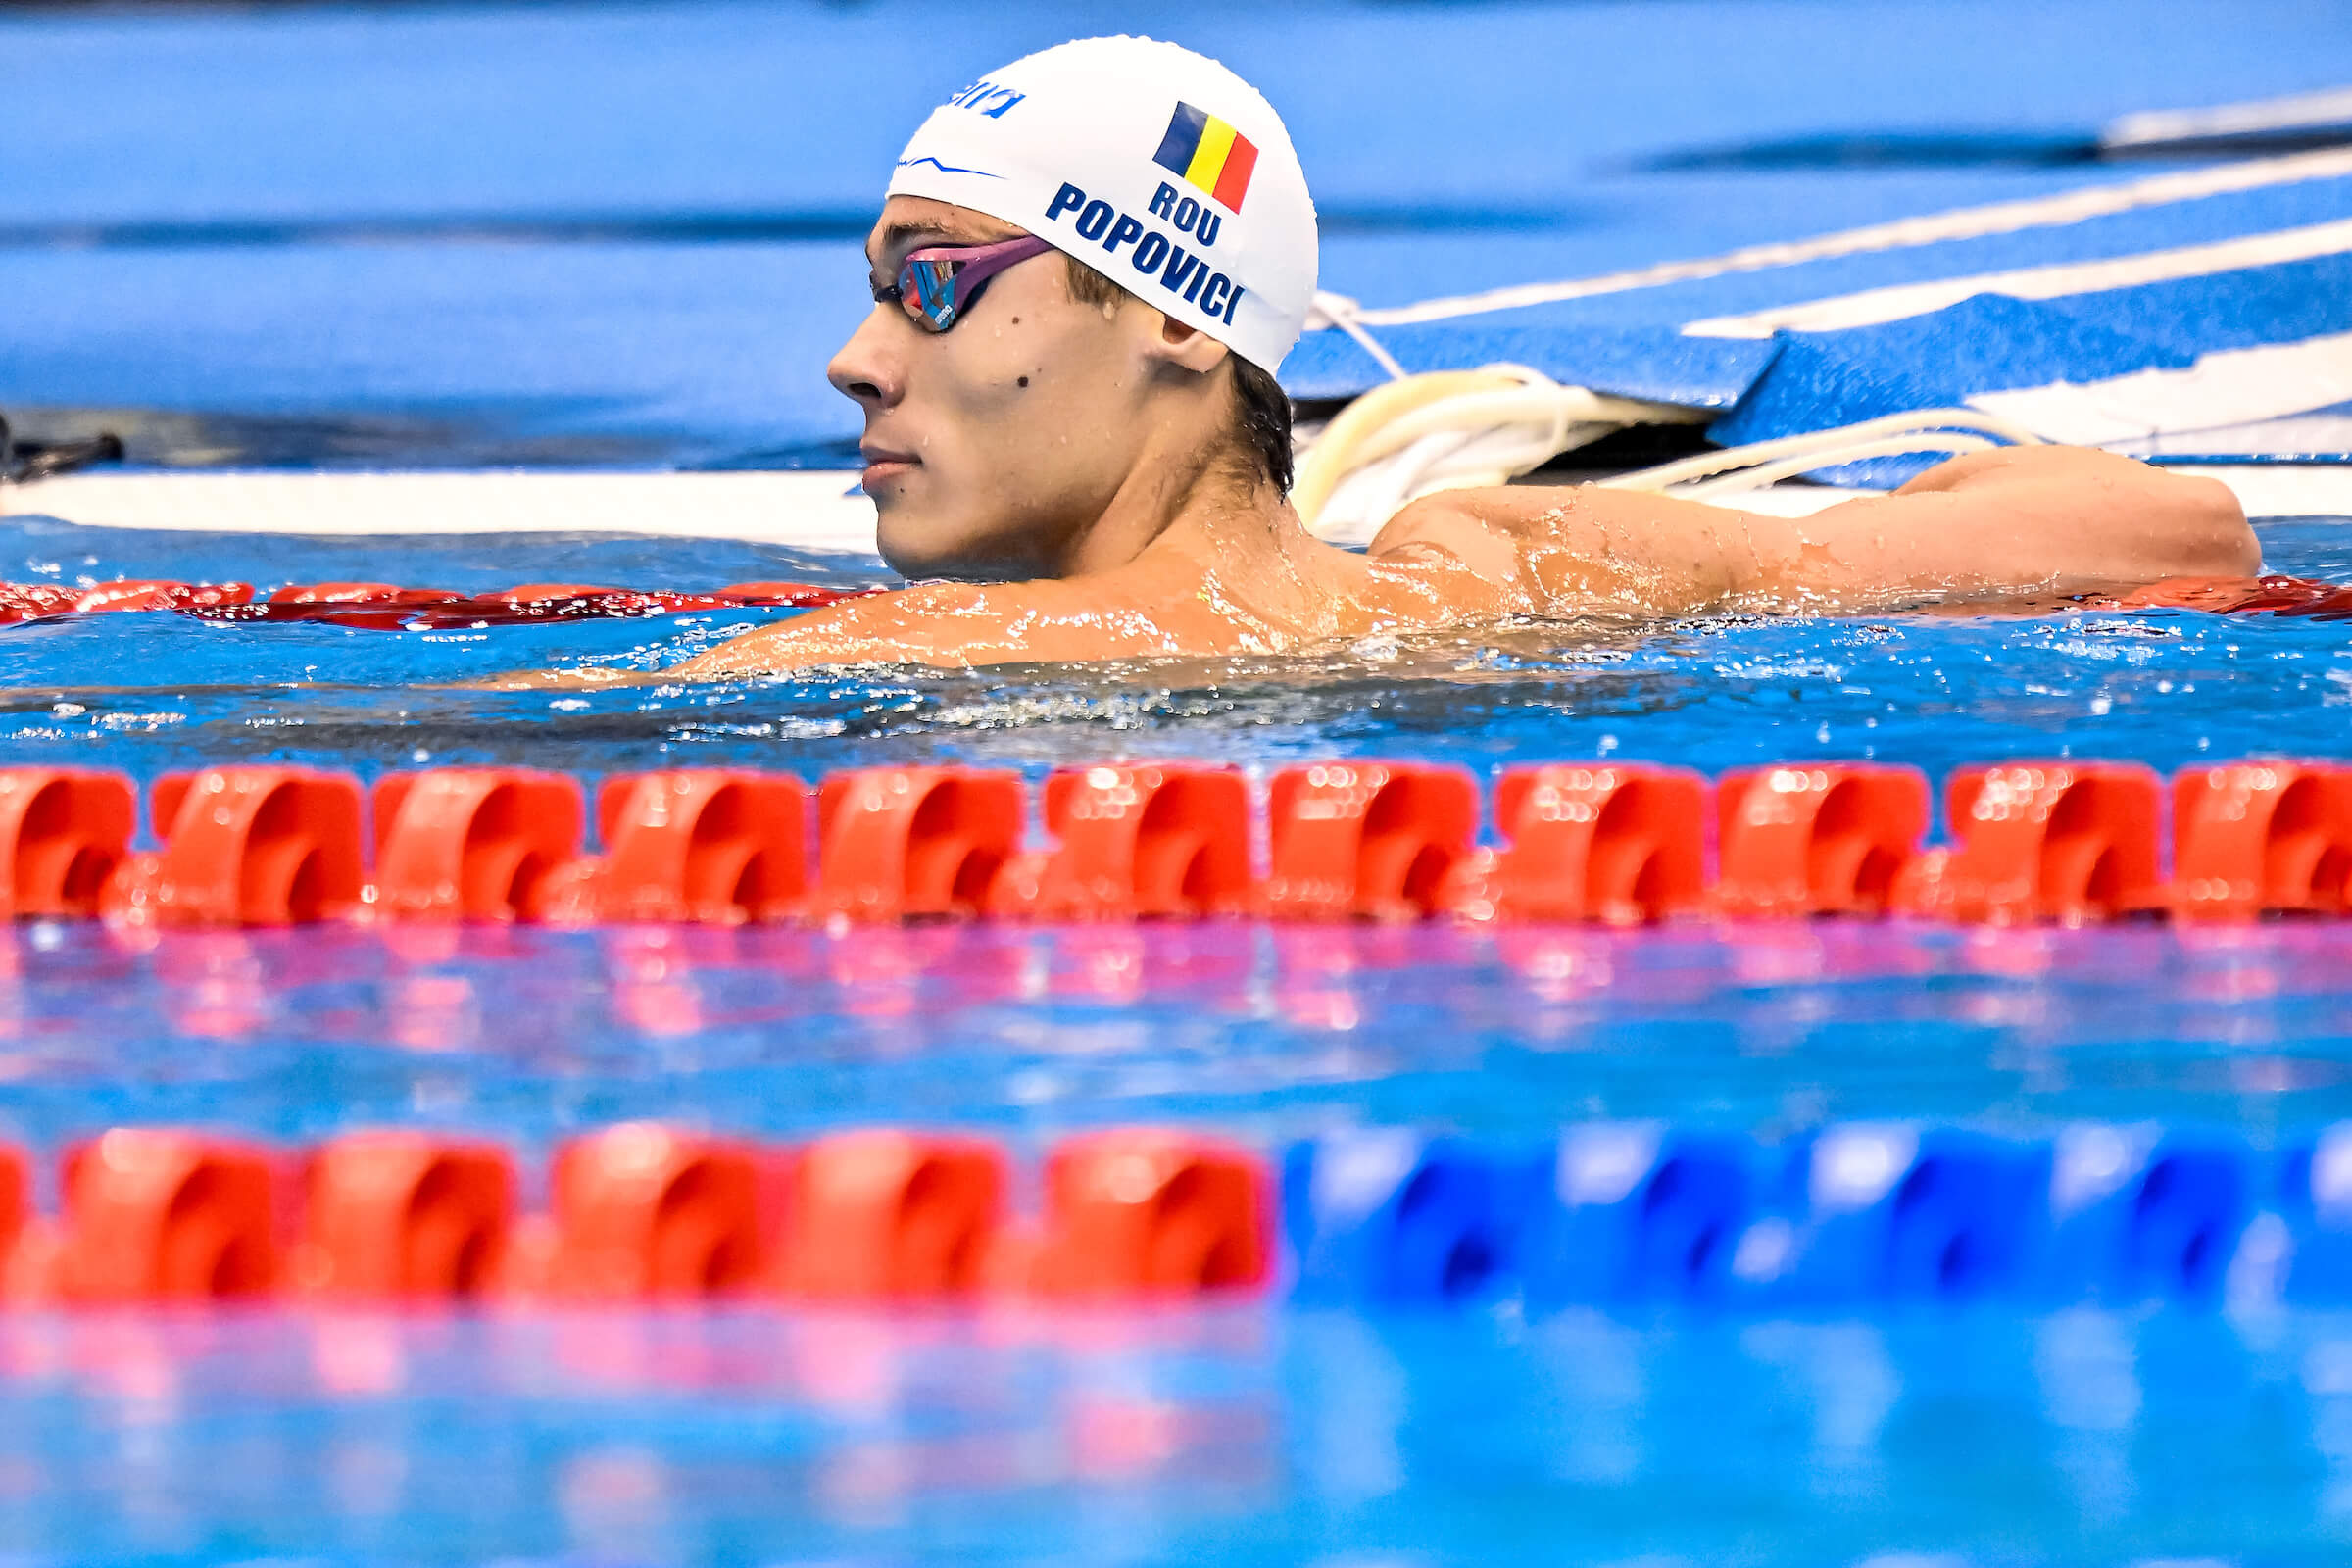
1672,433,2000,499
1292,363,1700,545
1598,408,2047,497
1291,375,2052,544
1303,290,1409,382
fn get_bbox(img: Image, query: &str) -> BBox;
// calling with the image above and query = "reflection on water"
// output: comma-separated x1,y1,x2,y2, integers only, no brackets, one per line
1,1303,2350,1561
0,516,2340,782
0,921,2348,1150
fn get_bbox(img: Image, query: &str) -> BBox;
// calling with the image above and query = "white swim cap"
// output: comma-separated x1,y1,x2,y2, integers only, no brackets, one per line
885,36,1318,374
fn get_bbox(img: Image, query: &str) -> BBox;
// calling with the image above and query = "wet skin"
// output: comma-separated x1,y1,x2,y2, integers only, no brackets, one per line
562,197,2263,682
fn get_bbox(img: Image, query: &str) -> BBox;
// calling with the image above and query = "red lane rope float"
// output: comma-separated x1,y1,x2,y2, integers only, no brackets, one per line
2,571,2349,629
8,757,2352,930
1894,762,2169,923
2175,761,2352,920
0,769,136,919
2091,574,2352,619
208,580,877,629
373,769,585,922
0,579,874,629
50,1130,281,1302
1006,762,1257,920
773,1130,1007,1300
6,572,2349,628
0,581,256,623
1016,1130,1271,1298
583,770,811,924
1262,761,1479,920
108,766,368,926
1472,763,1709,923
1716,764,1928,918
0,1124,1274,1307
294,1132,517,1299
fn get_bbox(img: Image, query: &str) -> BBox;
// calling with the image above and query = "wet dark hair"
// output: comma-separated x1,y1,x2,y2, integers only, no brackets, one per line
1064,254,1294,495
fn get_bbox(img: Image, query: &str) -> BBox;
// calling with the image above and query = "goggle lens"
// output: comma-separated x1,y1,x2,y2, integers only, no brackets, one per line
900,256,961,331
881,236,1053,334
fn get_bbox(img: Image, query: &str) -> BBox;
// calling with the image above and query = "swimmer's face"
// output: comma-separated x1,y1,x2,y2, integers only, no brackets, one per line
831,196,1211,580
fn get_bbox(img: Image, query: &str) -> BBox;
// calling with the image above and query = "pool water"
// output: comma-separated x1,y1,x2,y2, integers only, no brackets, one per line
0,511,2349,1562
5,1303,2350,1565
0,513,2347,786
1,919,2349,1152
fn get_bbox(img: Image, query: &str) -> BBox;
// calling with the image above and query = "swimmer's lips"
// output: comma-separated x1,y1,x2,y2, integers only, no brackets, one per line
858,447,920,489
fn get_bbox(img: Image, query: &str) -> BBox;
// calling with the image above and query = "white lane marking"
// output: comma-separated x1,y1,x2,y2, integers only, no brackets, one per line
2165,464,2352,518
1681,217,2352,339
0,470,884,557
1969,331,2352,446
2098,409,2352,461
2103,86,2352,153
7,464,2344,563
1347,146,2352,329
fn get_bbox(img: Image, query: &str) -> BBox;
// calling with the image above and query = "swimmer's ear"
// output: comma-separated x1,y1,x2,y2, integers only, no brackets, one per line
1145,312,1232,375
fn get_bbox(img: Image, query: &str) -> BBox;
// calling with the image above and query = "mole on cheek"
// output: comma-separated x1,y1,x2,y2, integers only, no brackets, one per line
1018,376,1030,388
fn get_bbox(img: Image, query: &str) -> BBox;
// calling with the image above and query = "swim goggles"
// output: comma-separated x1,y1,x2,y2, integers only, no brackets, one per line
877,235,1054,333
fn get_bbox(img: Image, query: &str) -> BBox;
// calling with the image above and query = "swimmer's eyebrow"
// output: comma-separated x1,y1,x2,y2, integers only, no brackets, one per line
865,218,1021,272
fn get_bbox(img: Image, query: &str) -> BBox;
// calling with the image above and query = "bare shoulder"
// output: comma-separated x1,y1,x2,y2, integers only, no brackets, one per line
1362,482,1752,615
668,579,1021,676
1366,481,1722,555
667,571,1221,677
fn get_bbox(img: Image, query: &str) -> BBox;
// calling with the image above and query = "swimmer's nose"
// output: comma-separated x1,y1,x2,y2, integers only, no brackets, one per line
827,310,904,410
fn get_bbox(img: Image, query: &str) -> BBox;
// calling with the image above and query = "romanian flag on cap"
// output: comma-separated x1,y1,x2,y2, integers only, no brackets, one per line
1152,102,1259,213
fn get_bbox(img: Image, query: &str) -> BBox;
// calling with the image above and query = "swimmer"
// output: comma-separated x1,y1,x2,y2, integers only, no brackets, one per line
669,36,2256,680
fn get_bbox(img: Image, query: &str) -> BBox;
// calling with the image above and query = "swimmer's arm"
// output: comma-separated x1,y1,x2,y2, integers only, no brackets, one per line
1761,446,2255,600
1369,445,2256,612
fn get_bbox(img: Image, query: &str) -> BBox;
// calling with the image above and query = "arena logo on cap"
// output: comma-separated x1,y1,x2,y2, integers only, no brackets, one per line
942,78,1026,119
1152,102,1258,214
